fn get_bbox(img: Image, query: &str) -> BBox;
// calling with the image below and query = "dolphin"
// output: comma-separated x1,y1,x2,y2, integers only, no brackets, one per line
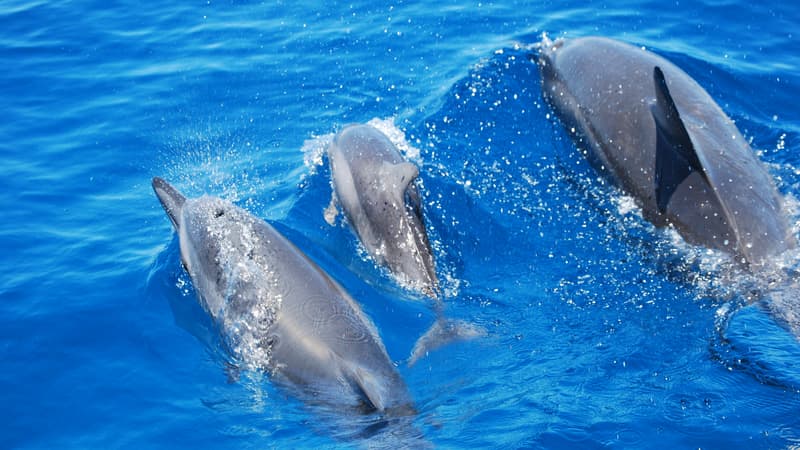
325,124,485,365
536,35,796,266
326,124,439,297
152,177,414,415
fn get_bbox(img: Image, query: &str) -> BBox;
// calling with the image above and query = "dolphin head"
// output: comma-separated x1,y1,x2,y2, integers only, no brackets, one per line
178,195,241,268
152,177,251,316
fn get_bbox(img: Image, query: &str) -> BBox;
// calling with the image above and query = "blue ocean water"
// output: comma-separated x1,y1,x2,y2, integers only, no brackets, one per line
2,0,800,448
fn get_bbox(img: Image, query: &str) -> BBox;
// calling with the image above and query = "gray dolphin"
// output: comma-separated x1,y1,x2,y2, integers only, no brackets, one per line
152,177,413,415
325,124,484,365
536,35,795,265
326,124,439,297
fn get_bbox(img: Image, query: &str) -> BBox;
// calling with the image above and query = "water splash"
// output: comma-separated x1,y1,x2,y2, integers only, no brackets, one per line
300,132,334,176
367,116,423,163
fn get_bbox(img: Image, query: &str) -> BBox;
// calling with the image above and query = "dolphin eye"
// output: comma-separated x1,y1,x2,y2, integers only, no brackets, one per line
214,209,225,218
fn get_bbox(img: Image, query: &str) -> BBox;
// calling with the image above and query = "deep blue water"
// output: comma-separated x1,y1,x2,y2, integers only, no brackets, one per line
3,0,800,448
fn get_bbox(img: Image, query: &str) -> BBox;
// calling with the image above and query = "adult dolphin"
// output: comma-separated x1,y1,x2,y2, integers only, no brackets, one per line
325,124,484,365
326,124,438,297
152,177,414,415
536,35,795,266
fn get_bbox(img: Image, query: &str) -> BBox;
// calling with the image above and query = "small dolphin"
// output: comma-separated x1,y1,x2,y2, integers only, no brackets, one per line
536,35,795,265
152,177,413,414
326,124,438,297
325,124,485,365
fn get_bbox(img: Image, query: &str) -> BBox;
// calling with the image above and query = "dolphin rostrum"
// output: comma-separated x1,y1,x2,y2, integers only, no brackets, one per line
325,124,485,365
536,35,796,265
152,177,413,414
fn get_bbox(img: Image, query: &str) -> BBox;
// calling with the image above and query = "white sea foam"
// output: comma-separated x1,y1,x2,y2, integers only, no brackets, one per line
367,116,423,163
300,132,334,175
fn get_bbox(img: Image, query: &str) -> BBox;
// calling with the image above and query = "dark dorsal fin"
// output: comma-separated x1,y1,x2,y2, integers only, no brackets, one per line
650,66,708,213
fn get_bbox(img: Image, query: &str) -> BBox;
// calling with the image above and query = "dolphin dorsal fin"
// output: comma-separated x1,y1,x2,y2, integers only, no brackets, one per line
383,161,419,197
650,66,708,213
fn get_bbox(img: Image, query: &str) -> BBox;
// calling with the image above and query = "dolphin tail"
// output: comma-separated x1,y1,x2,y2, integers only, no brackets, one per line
650,66,709,213
408,317,487,367
152,177,186,230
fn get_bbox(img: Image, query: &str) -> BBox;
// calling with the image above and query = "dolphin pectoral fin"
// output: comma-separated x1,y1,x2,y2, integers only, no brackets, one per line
408,318,487,367
650,66,708,213
323,190,339,226
152,177,187,230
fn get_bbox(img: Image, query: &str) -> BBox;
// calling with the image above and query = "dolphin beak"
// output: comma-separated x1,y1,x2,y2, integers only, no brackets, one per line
152,177,186,230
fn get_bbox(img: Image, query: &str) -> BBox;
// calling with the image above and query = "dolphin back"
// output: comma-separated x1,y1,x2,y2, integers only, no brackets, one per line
327,124,439,296
537,36,795,264
151,178,414,414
